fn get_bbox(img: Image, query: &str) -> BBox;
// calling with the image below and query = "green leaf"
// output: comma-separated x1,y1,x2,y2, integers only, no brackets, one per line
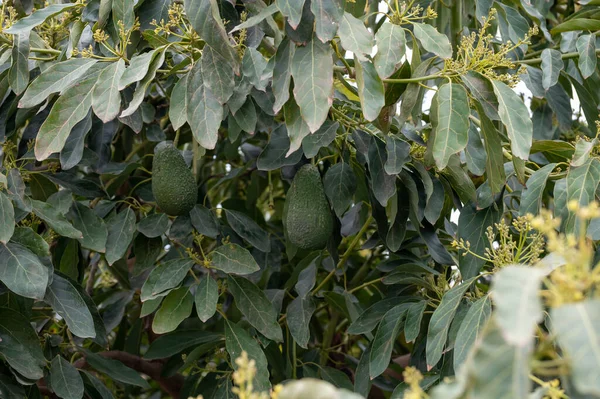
576,34,597,79
0,191,15,244
564,158,600,235
8,32,30,96
426,276,477,367
225,320,271,392
231,3,279,33
6,169,30,212
540,48,563,90
0,307,46,380
60,112,93,170
355,58,385,122
210,243,260,275
413,23,452,59
137,213,169,238
119,49,161,90
32,199,82,239
355,348,371,397
0,242,48,299
195,275,219,322
519,163,556,216
368,136,396,206
68,201,108,253
92,59,125,123
80,371,115,399
551,19,600,34
257,124,302,170
291,36,333,132
120,50,165,117
474,102,505,193
492,266,545,347
242,48,268,89
152,286,194,334
552,300,600,395
323,162,356,217
190,204,220,238
301,120,338,158
186,61,223,150
227,275,283,342
453,295,491,371
369,304,408,378
374,23,406,79
201,45,235,104
272,37,295,114
348,298,411,335
105,207,136,265
141,258,194,301
169,74,188,130
45,272,95,338
287,296,316,348
491,79,533,160
5,3,79,34
572,138,598,167
319,366,354,391
465,124,486,176
462,71,500,121
144,330,222,359
34,68,101,161
404,300,428,343
588,218,600,240
10,227,49,258
224,209,270,252
185,0,239,74
469,320,532,399
276,0,305,28
233,98,257,134
112,0,134,31
457,202,502,279
430,83,470,170
310,0,344,42
84,351,150,388
338,12,373,61
284,97,311,156
50,356,84,399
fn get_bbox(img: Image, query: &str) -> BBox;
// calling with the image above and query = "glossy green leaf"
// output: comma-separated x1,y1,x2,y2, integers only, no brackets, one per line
144,330,222,359
413,22,452,59
190,204,220,238
10,227,49,258
233,98,257,134
368,136,396,206
276,0,305,28
5,3,79,34
323,162,356,217
257,124,302,170
105,207,136,265
45,272,95,338
120,50,165,117
201,45,235,104
137,213,169,238
374,23,406,79
453,295,491,371
462,71,500,121
284,97,311,156
186,61,223,150
355,58,385,122
291,36,333,132
541,49,563,90
84,351,150,388
92,59,125,123
475,102,505,193
338,12,373,61
519,163,556,216
426,276,477,367
404,300,428,343
195,275,219,322
140,258,194,301
0,191,15,244
231,3,278,33
287,296,316,348
430,83,470,170
564,158,600,235
576,34,597,79
224,209,270,252
210,243,260,275
227,275,283,342
301,120,338,158
8,32,30,96
242,48,268,89
50,356,84,399
32,199,82,239
68,201,108,253
225,320,270,392
551,19,600,34
0,307,46,380
0,242,49,299
272,37,295,114
152,287,194,334
60,112,93,170
119,49,160,90
112,0,134,31
369,304,408,378
491,79,533,160
169,74,188,130
310,0,344,42
80,371,115,399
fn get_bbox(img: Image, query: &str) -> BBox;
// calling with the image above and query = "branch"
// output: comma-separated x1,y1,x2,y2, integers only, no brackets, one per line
74,351,184,398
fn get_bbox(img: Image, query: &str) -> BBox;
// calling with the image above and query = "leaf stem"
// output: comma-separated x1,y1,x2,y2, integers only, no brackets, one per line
518,48,600,65
383,73,442,84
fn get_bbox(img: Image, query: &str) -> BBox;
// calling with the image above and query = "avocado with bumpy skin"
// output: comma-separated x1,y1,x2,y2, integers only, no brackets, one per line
152,144,197,216
284,164,334,250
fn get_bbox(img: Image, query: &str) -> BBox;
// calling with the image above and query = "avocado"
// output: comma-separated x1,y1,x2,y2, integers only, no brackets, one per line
152,144,197,216
284,164,334,250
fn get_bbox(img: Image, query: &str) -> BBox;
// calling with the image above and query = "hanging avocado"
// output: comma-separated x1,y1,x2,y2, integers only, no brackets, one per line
152,143,197,216
284,164,334,250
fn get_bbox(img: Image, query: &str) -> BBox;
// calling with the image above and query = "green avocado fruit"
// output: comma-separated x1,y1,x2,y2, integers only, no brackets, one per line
152,144,197,216
284,164,334,250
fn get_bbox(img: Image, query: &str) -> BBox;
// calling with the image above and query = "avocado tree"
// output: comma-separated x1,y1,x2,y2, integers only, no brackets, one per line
1,0,600,398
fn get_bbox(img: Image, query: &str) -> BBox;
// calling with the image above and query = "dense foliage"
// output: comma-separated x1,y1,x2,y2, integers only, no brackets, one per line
0,0,599,398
